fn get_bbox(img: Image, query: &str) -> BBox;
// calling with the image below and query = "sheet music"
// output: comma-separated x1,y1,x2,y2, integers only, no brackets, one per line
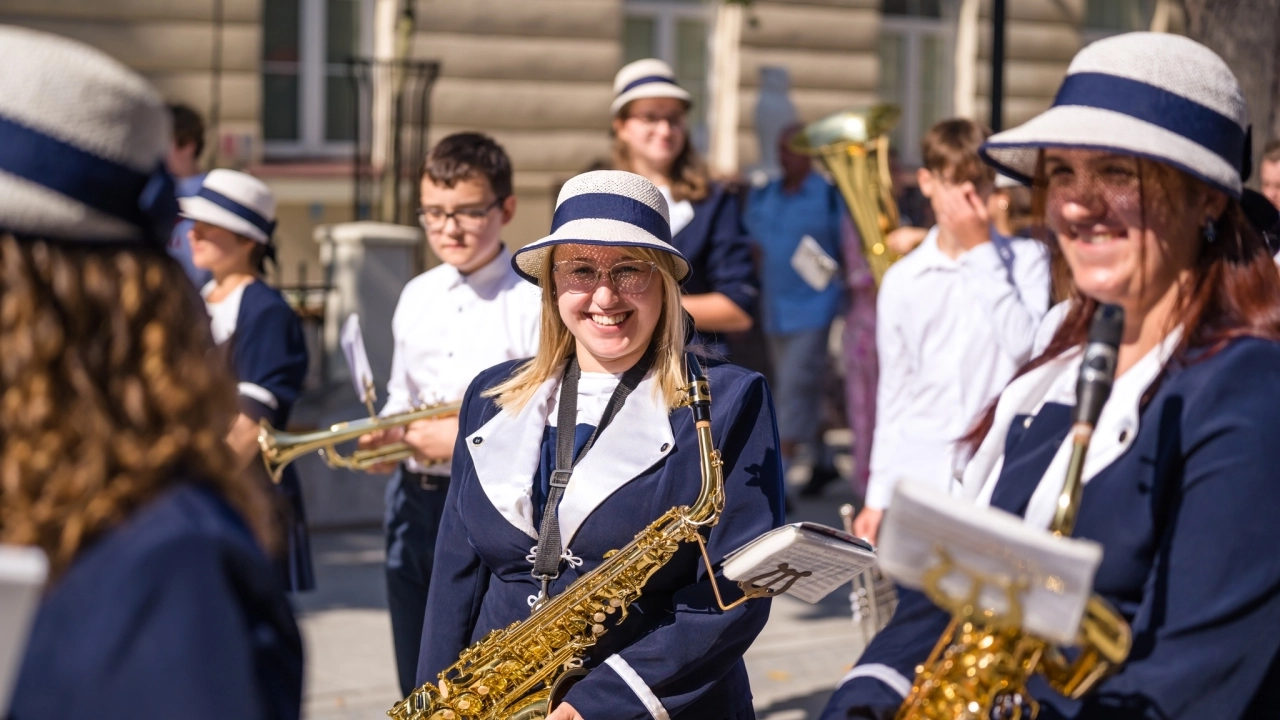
723,524,877,604
339,314,376,404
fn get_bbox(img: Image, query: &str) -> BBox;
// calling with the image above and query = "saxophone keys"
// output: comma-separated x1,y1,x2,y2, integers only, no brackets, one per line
609,598,622,608
593,612,607,623
476,686,489,695
592,624,605,635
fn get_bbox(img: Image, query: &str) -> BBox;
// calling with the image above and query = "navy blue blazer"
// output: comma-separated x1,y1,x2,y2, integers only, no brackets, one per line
9,482,303,720
823,337,1280,720
675,184,760,353
224,280,313,592
417,359,785,720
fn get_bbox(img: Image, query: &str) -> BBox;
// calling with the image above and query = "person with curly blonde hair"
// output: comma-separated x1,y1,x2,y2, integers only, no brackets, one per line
1,26,302,719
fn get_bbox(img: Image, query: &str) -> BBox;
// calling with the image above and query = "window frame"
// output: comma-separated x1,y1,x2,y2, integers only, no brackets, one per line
623,0,713,152
879,10,956,167
262,0,375,160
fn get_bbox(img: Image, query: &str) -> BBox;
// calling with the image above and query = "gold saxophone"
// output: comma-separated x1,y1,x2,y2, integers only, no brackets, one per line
896,306,1133,720
388,355,732,720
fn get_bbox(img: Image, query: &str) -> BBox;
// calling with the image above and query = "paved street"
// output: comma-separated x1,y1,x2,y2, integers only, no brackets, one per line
295,484,868,720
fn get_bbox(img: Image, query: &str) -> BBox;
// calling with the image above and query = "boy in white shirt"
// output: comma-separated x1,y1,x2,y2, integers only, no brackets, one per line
360,132,540,696
853,119,1050,543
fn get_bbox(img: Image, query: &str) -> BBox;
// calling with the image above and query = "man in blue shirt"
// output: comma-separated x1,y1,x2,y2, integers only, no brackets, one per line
745,125,847,485
166,104,212,288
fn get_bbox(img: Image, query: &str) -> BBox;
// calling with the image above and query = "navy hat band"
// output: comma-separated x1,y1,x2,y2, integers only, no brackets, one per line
1054,72,1251,179
619,75,681,96
551,192,671,243
0,112,176,243
196,186,277,239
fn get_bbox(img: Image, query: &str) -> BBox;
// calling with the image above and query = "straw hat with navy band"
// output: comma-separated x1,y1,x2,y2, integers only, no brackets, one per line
513,170,691,284
179,169,278,246
0,25,177,247
980,32,1251,199
611,59,693,118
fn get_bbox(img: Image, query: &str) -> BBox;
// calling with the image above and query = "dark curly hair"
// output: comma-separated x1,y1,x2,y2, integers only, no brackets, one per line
0,235,275,578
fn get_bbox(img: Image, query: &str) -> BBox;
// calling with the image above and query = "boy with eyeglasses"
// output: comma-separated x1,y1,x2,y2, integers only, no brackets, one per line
359,131,540,696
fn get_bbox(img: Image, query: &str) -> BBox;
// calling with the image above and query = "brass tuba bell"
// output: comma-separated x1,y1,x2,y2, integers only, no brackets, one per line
788,105,903,287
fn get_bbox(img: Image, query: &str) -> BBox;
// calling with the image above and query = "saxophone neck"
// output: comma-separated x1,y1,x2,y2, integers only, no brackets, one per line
683,352,724,524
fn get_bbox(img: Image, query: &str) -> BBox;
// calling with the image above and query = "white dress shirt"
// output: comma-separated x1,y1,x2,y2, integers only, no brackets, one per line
864,227,1051,510
382,247,541,474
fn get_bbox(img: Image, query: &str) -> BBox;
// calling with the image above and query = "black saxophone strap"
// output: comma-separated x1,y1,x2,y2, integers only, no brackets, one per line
531,345,657,598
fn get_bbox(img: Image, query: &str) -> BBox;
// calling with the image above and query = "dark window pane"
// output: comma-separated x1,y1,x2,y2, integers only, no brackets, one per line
624,17,656,63
263,0,300,63
878,32,906,154
675,18,708,131
883,0,941,16
325,74,358,141
263,72,300,141
1085,0,1152,30
327,0,362,63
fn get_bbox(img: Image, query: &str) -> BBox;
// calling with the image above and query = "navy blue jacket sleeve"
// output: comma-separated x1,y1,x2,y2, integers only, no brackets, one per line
232,287,308,426
820,588,951,720
563,370,785,719
698,189,759,318
415,370,494,686
1071,342,1280,719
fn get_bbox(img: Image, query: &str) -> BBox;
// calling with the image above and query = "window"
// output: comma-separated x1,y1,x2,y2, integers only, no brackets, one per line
262,0,372,158
880,1,953,166
623,0,711,152
1084,0,1155,36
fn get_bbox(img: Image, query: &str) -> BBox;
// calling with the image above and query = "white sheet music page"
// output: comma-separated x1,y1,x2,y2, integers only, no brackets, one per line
0,545,47,714
340,313,376,402
722,523,877,604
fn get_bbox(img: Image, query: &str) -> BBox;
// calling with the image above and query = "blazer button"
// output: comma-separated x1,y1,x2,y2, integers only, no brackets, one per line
472,437,483,445
660,443,670,452
1118,430,1129,443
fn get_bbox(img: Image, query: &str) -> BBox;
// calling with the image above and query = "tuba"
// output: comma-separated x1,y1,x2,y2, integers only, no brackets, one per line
388,353,760,720
789,106,902,286
895,305,1133,719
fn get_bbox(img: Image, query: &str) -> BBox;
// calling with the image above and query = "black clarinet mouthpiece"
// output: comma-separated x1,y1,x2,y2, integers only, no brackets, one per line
1073,303,1125,427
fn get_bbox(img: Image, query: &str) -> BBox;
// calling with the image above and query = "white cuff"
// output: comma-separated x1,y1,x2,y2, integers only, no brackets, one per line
604,655,670,720
237,382,278,410
837,663,913,698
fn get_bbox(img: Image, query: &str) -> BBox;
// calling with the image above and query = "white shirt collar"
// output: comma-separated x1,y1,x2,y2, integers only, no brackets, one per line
465,364,675,543
444,245,513,292
962,328,1182,529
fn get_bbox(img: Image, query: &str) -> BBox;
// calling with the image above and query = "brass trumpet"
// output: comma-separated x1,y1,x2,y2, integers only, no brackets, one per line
258,402,461,483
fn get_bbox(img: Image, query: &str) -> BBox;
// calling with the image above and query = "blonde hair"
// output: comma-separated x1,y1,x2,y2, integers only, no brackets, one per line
485,245,688,412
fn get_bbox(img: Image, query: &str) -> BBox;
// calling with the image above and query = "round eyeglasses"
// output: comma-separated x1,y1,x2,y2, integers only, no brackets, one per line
416,197,504,231
552,259,658,295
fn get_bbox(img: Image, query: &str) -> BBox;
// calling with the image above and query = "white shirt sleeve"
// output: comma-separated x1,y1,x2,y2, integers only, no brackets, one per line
954,236,1050,365
865,275,912,511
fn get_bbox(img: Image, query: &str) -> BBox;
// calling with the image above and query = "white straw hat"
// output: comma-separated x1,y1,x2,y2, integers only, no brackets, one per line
981,32,1251,198
512,170,690,283
179,169,277,244
0,25,176,245
611,59,693,117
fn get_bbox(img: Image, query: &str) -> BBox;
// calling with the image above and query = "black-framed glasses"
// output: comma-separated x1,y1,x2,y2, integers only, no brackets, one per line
416,197,504,230
552,259,658,294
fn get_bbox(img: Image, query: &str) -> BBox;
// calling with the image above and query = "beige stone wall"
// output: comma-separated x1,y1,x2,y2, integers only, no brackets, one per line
738,0,880,166
0,0,263,160
973,0,1083,129
410,0,622,247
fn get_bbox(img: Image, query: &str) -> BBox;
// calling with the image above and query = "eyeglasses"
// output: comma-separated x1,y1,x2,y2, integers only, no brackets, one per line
625,112,687,128
552,259,659,295
416,198,504,230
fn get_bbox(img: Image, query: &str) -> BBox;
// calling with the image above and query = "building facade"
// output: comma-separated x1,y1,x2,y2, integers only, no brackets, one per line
0,0,1168,282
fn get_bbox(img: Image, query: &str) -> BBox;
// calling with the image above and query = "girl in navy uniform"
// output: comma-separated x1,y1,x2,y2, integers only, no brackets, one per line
1,27,302,719
823,33,1280,720
181,169,313,592
610,59,759,352
416,171,785,720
